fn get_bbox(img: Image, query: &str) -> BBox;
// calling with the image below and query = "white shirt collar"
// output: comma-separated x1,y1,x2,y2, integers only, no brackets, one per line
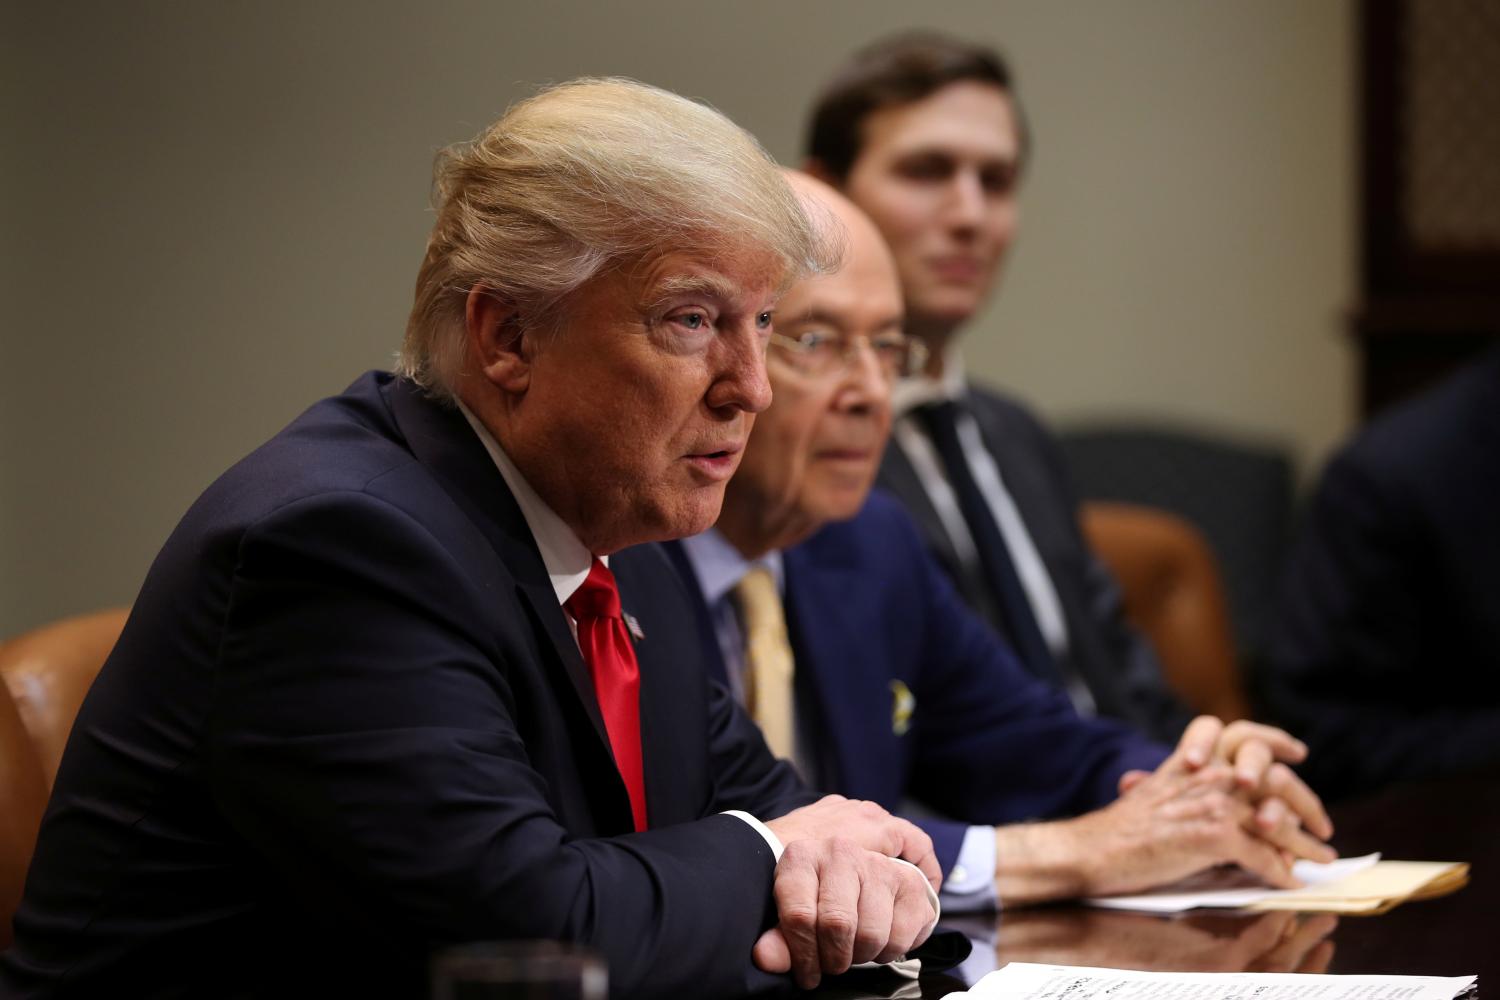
679,528,784,607
891,342,968,417
457,402,600,606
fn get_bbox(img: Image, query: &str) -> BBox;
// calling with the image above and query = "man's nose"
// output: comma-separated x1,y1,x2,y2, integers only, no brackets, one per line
944,171,987,230
707,323,773,414
834,338,893,414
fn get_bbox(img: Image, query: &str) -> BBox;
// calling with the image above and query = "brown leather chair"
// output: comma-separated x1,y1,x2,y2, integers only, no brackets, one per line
0,608,127,948
1,608,128,785
1079,502,1249,723
1,681,48,949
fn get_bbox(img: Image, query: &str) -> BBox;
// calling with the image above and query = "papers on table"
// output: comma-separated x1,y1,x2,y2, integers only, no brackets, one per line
951,963,1477,1000
1249,859,1469,914
1084,853,1470,914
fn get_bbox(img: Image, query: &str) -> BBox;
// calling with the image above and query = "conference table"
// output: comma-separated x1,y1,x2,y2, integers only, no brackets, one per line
801,769,1498,998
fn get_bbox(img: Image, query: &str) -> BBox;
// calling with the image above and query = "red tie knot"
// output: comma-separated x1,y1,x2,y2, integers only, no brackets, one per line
565,558,622,621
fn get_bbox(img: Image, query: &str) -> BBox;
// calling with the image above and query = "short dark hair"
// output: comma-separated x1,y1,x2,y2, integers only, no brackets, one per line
805,31,1030,183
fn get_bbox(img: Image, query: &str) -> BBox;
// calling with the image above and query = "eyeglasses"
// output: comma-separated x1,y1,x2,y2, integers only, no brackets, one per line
768,329,929,381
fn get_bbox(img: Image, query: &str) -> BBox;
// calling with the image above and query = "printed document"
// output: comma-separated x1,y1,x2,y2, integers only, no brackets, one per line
950,962,1476,999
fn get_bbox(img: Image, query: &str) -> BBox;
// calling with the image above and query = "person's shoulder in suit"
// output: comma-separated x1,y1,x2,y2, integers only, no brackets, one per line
1330,346,1500,498
963,379,1049,438
1263,348,1500,799
204,370,415,509
963,379,1077,485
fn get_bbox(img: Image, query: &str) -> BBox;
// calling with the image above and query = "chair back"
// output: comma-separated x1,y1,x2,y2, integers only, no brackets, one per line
1,683,48,949
1059,423,1295,671
1080,502,1249,722
1,608,128,784
0,608,128,948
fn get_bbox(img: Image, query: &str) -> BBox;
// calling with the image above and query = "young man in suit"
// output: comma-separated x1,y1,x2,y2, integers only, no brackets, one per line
670,171,1334,918
804,32,1191,743
2,81,940,999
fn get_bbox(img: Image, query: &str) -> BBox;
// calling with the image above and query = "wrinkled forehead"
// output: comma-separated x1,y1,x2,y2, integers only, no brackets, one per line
622,242,793,308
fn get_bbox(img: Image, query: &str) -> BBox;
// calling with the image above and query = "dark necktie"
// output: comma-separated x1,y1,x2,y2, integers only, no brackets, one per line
565,559,648,831
914,400,1062,686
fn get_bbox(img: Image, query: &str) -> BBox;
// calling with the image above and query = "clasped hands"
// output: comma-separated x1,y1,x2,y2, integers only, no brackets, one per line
756,796,942,990
1088,715,1336,897
747,718,1333,988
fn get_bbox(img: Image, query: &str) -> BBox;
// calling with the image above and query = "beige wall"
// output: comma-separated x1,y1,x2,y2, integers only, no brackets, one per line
0,1,1355,636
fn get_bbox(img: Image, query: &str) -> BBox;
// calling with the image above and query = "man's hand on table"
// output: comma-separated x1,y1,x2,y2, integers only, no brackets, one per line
994,716,1337,904
1122,716,1335,867
756,796,941,990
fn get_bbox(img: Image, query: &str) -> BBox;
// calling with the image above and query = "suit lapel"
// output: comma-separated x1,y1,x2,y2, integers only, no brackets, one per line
783,541,901,799
964,387,1125,706
964,389,1071,605
658,540,732,686
382,379,612,749
612,544,712,828
878,439,964,578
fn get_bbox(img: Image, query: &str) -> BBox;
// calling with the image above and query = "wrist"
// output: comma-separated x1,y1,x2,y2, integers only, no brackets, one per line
992,819,1092,906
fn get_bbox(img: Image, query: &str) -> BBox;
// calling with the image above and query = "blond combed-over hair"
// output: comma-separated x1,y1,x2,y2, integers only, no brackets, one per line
400,77,833,399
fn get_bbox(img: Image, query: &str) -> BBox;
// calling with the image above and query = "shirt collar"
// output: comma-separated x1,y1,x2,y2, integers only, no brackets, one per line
891,342,968,417
679,528,784,607
458,402,600,606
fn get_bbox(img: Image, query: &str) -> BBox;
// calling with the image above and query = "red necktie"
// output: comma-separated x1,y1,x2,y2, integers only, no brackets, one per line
565,559,648,832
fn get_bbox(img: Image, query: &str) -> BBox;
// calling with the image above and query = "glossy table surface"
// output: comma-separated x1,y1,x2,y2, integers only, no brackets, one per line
808,769,1498,998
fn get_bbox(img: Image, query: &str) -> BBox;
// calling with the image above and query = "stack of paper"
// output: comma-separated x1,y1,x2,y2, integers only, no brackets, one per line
1086,853,1469,914
1248,859,1469,914
950,963,1477,999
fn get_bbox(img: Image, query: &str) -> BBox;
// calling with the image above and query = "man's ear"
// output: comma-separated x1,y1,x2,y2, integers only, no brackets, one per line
802,157,841,189
464,284,530,393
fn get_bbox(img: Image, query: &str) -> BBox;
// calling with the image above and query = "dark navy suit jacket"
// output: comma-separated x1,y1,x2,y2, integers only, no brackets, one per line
665,491,1168,875
2,373,812,1000
1264,348,1500,800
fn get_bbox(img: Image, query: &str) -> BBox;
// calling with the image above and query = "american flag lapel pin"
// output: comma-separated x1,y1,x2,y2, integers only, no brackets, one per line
623,612,645,641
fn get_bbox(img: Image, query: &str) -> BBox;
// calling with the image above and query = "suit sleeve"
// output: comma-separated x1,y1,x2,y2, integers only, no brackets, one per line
1264,450,1500,799
886,503,1169,824
205,491,778,1000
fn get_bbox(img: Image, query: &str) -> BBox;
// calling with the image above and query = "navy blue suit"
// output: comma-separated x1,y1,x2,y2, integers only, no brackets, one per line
2,373,813,1000
666,491,1168,874
1263,348,1500,800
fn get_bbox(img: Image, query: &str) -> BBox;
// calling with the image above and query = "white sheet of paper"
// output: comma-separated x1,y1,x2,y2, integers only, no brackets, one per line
951,962,1476,1000
1083,852,1381,913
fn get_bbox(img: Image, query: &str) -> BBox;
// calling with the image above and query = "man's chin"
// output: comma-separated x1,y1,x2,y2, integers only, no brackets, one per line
912,285,990,327
653,485,728,543
809,481,874,526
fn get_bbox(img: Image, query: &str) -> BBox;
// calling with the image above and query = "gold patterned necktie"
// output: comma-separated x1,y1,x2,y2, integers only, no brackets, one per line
734,566,796,762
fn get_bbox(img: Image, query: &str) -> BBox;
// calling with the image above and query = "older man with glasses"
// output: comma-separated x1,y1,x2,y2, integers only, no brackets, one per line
666,174,1335,940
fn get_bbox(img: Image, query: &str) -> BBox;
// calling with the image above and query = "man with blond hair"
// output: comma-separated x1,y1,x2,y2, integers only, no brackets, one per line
3,80,940,999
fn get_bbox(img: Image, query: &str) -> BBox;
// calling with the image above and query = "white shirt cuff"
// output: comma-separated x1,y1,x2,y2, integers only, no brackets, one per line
938,825,999,913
